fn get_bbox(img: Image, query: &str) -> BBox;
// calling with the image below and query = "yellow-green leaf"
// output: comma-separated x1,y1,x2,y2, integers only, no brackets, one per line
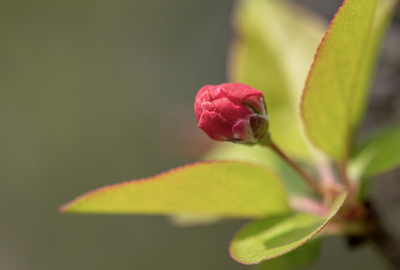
61,161,290,218
229,192,347,264
203,143,309,196
229,0,326,161
301,0,397,161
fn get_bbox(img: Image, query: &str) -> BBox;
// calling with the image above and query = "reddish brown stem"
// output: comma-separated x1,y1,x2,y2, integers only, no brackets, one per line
269,142,324,198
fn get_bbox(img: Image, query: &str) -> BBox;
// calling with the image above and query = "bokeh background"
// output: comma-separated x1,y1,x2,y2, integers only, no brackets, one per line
1,0,399,269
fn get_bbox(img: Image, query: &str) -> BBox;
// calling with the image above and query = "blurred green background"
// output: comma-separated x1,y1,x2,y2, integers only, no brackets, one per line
0,0,398,269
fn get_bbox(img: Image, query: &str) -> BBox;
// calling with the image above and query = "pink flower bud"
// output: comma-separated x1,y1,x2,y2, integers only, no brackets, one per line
194,83,269,144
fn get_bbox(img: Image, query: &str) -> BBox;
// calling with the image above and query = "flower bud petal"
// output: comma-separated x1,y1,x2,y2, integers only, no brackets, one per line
243,96,266,114
197,110,234,141
219,83,263,104
231,120,253,142
212,98,252,124
194,83,269,144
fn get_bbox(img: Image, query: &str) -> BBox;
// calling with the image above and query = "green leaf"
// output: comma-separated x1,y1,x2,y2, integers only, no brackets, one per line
229,192,347,265
60,161,290,218
203,143,309,196
230,0,326,161
256,239,320,270
301,0,396,161
350,124,400,177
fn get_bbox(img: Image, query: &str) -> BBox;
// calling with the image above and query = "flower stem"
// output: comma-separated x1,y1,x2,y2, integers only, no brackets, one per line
269,142,325,198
